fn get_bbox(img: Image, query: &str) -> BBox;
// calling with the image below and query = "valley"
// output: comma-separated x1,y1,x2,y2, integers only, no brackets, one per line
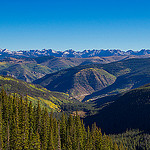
2,0,150,148
0,55,127,82
0,50,150,149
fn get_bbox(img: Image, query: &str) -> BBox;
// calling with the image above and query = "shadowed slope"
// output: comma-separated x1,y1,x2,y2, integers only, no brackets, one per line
84,84,150,134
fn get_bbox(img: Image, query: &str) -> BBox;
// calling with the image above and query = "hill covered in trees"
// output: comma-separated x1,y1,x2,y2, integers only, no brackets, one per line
0,89,121,150
0,89,149,150
84,83,150,134
0,75,72,112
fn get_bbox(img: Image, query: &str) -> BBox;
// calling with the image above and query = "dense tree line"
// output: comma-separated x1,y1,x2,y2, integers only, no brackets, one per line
0,89,148,150
111,129,150,150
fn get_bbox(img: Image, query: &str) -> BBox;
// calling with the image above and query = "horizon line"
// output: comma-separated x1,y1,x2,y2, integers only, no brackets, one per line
1,48,150,52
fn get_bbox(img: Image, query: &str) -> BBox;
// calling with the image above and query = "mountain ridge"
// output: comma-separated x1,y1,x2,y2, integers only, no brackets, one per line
1,48,150,58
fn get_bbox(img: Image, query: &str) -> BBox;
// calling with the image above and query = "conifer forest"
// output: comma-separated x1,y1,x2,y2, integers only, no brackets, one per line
0,89,149,150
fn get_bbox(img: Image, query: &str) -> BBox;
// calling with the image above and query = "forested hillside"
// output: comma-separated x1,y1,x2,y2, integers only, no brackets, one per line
0,90,120,150
0,89,149,150
84,84,150,134
0,75,71,112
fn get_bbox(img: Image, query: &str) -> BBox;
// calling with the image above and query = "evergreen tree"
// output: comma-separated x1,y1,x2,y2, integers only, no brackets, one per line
47,129,55,150
15,96,22,150
0,101,3,150
113,142,119,150
60,113,66,149
28,101,36,149
41,108,48,150
20,99,29,150
85,126,92,149
36,101,41,134
75,114,84,150
57,122,61,150
29,131,41,150
53,118,59,149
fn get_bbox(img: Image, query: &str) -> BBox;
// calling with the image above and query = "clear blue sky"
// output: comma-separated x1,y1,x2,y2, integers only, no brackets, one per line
0,0,150,51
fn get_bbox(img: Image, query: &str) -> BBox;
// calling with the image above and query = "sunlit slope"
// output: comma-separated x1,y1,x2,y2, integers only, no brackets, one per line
0,75,70,112
33,67,116,101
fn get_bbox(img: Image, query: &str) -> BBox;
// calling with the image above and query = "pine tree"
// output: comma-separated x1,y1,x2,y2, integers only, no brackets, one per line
41,108,48,150
85,126,93,150
119,142,125,150
15,96,22,150
53,118,59,149
21,98,29,150
47,129,55,150
28,101,36,149
49,111,54,133
0,101,3,150
60,113,66,149
113,142,119,150
29,131,41,150
67,114,74,137
91,122,97,150
66,133,72,150
36,101,41,134
95,128,103,149
34,131,41,150
9,94,18,149
57,122,61,150
75,114,84,150
1,90,9,150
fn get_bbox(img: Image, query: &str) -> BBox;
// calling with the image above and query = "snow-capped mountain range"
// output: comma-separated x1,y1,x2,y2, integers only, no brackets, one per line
0,48,150,58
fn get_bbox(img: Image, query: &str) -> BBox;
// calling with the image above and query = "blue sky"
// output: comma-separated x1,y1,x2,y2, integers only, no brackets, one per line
0,0,150,51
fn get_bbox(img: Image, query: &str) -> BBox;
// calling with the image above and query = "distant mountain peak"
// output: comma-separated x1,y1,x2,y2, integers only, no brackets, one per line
0,48,150,59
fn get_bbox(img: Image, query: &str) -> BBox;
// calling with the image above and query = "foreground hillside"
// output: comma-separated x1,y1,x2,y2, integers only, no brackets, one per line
0,75,71,112
84,84,150,134
0,90,149,150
